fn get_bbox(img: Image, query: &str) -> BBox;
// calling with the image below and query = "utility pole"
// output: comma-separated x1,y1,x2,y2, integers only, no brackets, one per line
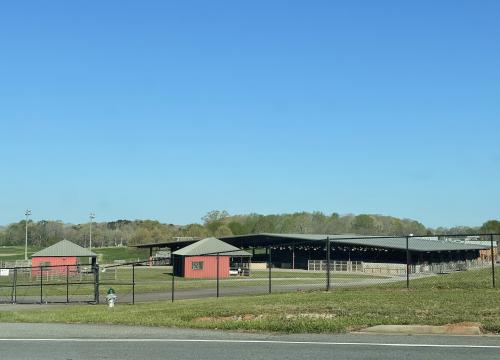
24,209,31,260
89,212,95,252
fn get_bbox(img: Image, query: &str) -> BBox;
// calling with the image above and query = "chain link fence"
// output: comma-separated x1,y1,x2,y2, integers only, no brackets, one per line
0,264,97,304
1,233,498,305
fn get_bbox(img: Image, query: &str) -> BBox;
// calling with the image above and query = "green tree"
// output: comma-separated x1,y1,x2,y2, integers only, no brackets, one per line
181,224,210,238
227,221,248,235
351,214,376,234
214,225,233,237
481,220,500,234
202,210,229,225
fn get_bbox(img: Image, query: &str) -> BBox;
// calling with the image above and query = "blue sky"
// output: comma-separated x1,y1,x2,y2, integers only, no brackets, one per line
1,1,499,228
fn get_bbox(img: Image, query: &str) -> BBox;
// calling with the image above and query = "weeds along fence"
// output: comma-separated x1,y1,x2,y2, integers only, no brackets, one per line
1,233,498,305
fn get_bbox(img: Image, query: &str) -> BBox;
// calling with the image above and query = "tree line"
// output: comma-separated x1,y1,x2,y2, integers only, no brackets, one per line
0,211,499,248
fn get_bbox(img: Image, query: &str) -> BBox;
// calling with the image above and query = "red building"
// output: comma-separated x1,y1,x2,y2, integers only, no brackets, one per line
172,237,251,279
31,239,97,276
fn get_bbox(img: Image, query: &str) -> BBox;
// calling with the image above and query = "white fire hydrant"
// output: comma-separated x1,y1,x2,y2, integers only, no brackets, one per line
106,288,117,308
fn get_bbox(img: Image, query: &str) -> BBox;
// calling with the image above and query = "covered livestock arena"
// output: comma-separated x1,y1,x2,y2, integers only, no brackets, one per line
1,233,497,305
132,233,494,272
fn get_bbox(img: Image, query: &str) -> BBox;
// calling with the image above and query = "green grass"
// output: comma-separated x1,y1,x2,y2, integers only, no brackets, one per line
107,267,386,281
0,245,148,264
92,247,149,264
0,267,498,334
97,267,387,295
0,268,384,297
1,287,499,334
0,246,42,260
394,267,497,289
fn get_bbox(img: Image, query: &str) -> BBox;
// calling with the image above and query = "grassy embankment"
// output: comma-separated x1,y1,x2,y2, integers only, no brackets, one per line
0,266,498,334
0,245,149,264
0,246,41,261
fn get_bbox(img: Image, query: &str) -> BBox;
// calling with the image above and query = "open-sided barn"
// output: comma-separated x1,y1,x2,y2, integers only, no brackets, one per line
132,233,491,270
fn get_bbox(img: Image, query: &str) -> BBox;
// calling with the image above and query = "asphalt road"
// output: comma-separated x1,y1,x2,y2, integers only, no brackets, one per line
0,323,499,360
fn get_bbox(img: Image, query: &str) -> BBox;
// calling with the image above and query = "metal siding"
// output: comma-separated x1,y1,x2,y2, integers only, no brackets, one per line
31,256,78,276
183,256,230,278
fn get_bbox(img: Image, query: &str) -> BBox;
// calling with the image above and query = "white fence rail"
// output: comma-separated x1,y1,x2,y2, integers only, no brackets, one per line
308,259,491,276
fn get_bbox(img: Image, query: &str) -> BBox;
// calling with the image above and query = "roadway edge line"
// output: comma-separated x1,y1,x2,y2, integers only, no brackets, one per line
0,339,499,348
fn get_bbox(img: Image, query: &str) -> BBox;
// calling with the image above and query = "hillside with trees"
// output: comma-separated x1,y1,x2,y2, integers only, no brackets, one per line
0,210,497,248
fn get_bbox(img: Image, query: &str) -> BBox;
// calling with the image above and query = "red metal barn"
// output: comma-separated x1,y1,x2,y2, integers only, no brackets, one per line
31,239,97,276
172,237,251,279
32,256,78,276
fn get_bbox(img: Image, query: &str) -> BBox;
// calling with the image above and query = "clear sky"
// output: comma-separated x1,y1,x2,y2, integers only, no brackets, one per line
1,1,499,228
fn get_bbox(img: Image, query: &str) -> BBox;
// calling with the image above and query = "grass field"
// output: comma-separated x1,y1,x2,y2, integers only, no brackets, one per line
93,247,150,263
0,245,149,264
0,246,41,261
385,265,497,289
0,267,387,297
0,267,498,334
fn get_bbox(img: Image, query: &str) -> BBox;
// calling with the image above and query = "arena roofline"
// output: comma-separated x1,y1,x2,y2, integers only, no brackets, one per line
130,233,495,253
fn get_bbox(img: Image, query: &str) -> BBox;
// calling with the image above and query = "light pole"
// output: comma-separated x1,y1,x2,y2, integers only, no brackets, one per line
89,212,95,251
24,209,31,260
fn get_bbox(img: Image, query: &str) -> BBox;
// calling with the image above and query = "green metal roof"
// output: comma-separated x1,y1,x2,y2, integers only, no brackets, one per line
31,239,97,258
239,233,489,252
172,237,252,257
130,233,490,253
333,236,488,252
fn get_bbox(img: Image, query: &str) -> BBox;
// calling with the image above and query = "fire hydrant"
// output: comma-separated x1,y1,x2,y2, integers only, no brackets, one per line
106,288,117,308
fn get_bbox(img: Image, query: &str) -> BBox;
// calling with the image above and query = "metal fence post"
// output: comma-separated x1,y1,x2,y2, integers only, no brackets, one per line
132,263,135,304
66,265,69,303
12,268,17,304
491,235,496,288
406,236,410,289
216,253,220,298
268,247,272,294
326,237,331,291
171,256,175,302
40,266,43,304
94,264,100,304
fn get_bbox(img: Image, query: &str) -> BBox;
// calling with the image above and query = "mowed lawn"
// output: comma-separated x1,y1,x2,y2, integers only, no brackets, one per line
0,246,41,261
0,267,386,297
0,245,149,264
0,267,498,334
